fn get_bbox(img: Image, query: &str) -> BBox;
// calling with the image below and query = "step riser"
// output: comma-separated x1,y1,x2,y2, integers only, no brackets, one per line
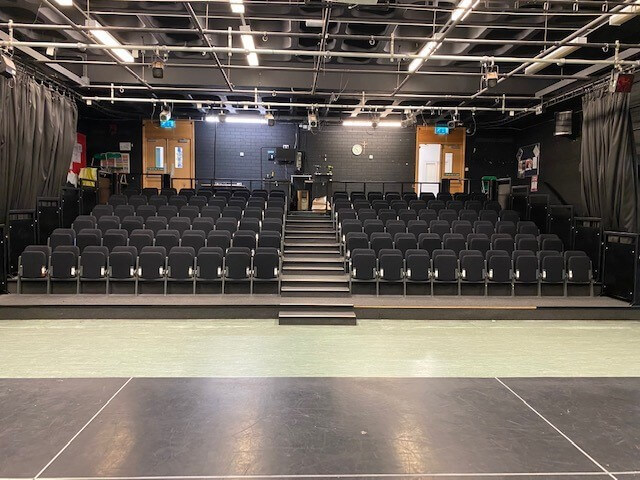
283,282,349,289
284,249,342,255
278,317,357,326
283,269,345,276
281,291,351,298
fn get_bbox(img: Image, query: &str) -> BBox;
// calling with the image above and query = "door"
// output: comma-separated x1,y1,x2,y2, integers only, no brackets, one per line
144,138,167,190
441,144,464,194
418,144,441,195
167,138,193,191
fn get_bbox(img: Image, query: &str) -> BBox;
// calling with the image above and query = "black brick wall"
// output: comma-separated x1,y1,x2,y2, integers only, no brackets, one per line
195,122,417,185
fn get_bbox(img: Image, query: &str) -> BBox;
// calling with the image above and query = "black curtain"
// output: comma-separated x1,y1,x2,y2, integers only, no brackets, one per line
580,89,639,232
0,73,78,222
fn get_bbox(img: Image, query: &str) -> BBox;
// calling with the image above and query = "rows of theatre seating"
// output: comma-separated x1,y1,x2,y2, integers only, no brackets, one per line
332,191,593,295
16,187,286,294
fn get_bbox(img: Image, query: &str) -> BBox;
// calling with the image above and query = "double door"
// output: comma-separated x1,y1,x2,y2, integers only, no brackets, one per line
144,138,193,191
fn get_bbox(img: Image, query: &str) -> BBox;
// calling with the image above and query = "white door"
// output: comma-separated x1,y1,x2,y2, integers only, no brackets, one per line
418,144,441,195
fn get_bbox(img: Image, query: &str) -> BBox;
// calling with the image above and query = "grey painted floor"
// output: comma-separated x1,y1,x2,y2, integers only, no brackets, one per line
1,318,639,480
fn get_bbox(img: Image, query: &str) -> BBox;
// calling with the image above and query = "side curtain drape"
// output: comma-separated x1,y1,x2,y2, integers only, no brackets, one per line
0,73,78,222
580,89,639,232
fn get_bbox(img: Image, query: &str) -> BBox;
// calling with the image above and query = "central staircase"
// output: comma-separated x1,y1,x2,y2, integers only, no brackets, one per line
278,211,356,325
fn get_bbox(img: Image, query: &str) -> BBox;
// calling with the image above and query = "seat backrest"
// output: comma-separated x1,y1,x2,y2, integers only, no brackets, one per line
207,231,232,251
243,207,264,220
114,205,135,221
233,230,258,250
192,217,215,235
149,195,168,208
201,206,221,221
72,215,97,234
541,236,563,252
155,230,180,251
351,248,376,280
492,235,514,255
358,208,377,221
108,194,127,206
468,234,490,256
451,220,473,237
168,217,191,235
181,230,206,253
239,218,261,234
129,231,154,252
253,247,280,279
189,196,208,210
517,221,539,236
486,249,511,283
446,200,464,213
438,209,458,225
139,246,166,279
103,229,128,252
345,232,369,256
225,247,252,279
386,219,406,237
459,250,484,282
418,232,442,254
393,233,417,256
378,209,397,224
539,250,564,283
161,188,177,197
398,209,417,223
51,245,79,279
262,218,283,233
432,249,457,281
80,246,109,279
378,249,403,280
429,220,450,239
407,220,428,237
390,200,408,213
209,197,227,210
179,189,196,200
168,246,195,279
496,220,516,237
158,205,179,219
443,233,466,255
464,200,483,213
21,247,50,278
500,209,520,223
264,208,284,219
363,219,384,237
479,209,499,225
128,195,148,208
474,220,495,236
145,216,168,234
121,216,145,235
418,209,437,225
169,195,188,208
341,219,363,238
136,204,157,221
458,209,478,223
196,247,224,279
179,205,200,221
370,232,393,255
405,249,430,281
92,204,114,221
222,206,243,221
483,200,501,213
258,231,282,250
97,216,120,234
216,217,238,234
516,236,539,253
109,246,137,278
427,200,445,213
513,250,538,283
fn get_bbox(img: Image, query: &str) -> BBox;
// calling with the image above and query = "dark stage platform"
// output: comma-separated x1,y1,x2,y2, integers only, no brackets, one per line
1,377,639,479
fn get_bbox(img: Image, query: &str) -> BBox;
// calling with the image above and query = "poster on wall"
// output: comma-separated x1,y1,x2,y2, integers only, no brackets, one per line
516,143,540,179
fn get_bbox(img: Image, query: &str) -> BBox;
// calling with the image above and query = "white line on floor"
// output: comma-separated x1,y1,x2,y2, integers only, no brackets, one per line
33,377,134,479
25,470,640,479
495,377,618,480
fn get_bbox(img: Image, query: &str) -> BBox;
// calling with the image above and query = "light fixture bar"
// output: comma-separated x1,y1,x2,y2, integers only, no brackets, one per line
524,36,588,75
239,25,259,67
54,0,73,6
408,41,439,73
229,0,245,14
451,0,479,21
87,20,135,63
342,120,403,128
609,0,640,25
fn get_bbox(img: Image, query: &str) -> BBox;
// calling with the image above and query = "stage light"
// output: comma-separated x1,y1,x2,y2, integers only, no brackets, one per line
159,105,171,123
265,113,275,126
152,60,164,79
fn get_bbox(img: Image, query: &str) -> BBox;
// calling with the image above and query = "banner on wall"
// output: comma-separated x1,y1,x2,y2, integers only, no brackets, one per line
67,133,87,186
516,143,540,179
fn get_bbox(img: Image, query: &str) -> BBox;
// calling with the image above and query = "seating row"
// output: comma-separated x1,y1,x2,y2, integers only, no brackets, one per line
91,204,284,223
348,248,593,295
340,218,541,242
72,214,282,237
107,193,286,211
344,232,564,260
338,207,519,226
17,245,281,294
335,199,501,216
120,187,287,201
48,227,282,254
331,190,486,204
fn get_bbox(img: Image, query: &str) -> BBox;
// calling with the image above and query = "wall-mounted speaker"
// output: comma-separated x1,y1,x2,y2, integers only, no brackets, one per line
554,111,573,136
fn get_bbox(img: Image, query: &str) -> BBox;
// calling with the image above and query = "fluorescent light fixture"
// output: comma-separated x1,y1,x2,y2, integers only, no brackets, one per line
227,116,268,124
247,52,259,66
524,36,587,75
87,20,135,63
54,0,73,5
229,0,245,14
240,25,259,67
343,120,402,128
205,114,218,123
451,0,478,21
408,41,438,73
609,0,640,25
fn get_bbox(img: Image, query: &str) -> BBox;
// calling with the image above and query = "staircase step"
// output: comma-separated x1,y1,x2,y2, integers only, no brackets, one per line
283,248,342,255
282,274,349,282
284,241,340,247
283,265,345,272
280,285,351,296
283,255,344,263
278,311,357,326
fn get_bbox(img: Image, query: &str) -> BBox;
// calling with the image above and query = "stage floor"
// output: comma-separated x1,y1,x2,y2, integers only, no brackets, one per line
2,376,639,479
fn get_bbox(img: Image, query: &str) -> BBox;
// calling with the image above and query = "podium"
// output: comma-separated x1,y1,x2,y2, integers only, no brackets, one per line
311,173,332,211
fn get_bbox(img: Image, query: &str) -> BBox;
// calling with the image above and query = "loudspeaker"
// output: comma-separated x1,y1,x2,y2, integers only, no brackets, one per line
554,111,573,136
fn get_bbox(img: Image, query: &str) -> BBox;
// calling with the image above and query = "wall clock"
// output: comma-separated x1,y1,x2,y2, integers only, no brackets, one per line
352,144,363,156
